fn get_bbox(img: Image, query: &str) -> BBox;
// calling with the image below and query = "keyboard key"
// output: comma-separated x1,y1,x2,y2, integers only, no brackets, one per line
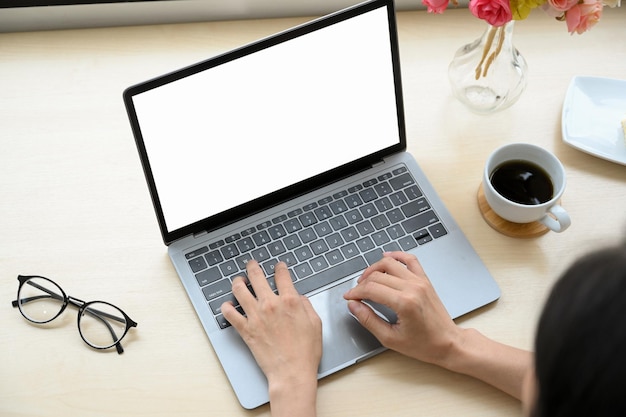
209,292,237,315
356,236,375,252
220,244,239,259
386,208,405,224
389,173,415,190
345,209,363,224
185,246,208,259
344,194,363,208
311,239,329,255
401,210,439,234
356,220,374,236
195,267,222,287
329,215,348,231
205,250,223,266
359,188,377,202
225,233,240,243
389,191,408,206
283,235,302,250
310,256,329,272
372,230,391,246
364,248,383,265
295,246,314,262
268,241,286,257
340,226,359,242
374,182,393,196
294,263,314,279
188,256,208,273
236,237,255,253
401,198,430,218
251,246,271,262
298,228,317,244
257,220,272,230
299,212,317,227
219,260,238,276
325,232,344,249
359,203,377,218
235,253,253,270
284,218,303,233
326,249,345,265
397,235,418,250
383,242,402,252
314,221,332,237
268,224,287,240
202,278,232,301
429,223,448,239
278,252,297,267
329,200,348,215
294,256,367,295
374,196,393,212
386,224,405,239
314,206,332,220
405,185,423,200
371,214,390,230
341,242,359,259
252,230,271,246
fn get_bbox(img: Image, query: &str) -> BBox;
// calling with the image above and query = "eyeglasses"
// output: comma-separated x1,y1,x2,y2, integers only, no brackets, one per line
11,275,137,354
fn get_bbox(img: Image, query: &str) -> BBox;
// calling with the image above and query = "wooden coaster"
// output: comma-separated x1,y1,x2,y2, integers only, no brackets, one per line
477,184,550,238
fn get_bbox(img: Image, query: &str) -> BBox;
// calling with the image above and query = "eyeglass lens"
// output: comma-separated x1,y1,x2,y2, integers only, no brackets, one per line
17,276,66,323
79,302,129,349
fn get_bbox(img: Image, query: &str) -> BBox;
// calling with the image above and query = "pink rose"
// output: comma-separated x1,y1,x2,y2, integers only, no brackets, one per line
469,0,513,27
422,0,450,13
565,0,603,34
547,0,579,11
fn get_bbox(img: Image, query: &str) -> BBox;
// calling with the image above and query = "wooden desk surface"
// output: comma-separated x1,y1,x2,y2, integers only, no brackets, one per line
1,7,625,417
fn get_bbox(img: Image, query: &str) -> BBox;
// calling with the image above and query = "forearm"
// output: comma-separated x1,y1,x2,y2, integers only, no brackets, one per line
268,377,318,417
438,328,532,400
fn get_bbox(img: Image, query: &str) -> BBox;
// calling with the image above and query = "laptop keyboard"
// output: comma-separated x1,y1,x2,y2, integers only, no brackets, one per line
184,165,447,329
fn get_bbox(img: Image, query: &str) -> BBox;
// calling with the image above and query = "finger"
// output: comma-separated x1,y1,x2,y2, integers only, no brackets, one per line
301,295,322,328
347,300,392,336
273,262,297,295
230,275,257,313
358,257,414,289
245,260,273,298
344,278,402,312
383,251,427,278
221,300,247,331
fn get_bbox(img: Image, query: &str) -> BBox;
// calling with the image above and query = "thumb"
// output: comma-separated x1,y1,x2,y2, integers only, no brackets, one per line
347,300,390,338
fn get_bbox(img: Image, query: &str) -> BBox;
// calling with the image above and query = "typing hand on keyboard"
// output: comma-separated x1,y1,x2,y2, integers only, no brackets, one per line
221,261,322,415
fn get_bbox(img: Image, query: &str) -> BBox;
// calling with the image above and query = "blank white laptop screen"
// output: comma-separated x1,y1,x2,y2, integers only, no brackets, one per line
131,6,399,234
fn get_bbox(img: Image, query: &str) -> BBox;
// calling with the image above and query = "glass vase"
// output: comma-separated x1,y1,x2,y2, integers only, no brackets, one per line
448,21,528,114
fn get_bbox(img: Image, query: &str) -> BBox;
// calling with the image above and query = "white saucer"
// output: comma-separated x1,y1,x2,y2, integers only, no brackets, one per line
561,76,626,166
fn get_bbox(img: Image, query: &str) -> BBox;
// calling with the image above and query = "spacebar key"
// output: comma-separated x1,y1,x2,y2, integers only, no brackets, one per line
294,256,368,295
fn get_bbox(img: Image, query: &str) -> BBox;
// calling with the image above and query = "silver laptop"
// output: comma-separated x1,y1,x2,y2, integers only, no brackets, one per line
123,0,500,409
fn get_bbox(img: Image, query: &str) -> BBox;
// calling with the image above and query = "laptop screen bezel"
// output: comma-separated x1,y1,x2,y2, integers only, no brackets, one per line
123,0,406,245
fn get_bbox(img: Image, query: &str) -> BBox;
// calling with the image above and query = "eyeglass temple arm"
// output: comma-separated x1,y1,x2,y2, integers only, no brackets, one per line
11,280,65,308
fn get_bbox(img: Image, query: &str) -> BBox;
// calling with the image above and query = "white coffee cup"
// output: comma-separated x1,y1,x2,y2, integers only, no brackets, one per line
483,143,571,233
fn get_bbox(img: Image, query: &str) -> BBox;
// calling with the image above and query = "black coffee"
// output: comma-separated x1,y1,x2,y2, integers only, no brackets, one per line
489,160,553,205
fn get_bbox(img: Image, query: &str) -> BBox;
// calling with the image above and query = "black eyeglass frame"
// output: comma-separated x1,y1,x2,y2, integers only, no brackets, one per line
12,275,138,354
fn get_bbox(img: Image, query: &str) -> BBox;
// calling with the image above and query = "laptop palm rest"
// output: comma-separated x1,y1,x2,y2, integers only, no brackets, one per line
310,277,384,376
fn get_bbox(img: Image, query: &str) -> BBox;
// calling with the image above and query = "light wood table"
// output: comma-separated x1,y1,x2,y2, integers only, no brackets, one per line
1,7,625,417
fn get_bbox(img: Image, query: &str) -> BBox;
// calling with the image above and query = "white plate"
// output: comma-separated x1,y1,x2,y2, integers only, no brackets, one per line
562,76,626,166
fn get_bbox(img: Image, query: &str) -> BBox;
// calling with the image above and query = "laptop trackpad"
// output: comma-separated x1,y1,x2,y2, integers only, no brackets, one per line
309,278,384,375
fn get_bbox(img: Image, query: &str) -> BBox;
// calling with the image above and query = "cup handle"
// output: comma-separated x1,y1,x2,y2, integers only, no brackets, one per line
539,205,571,233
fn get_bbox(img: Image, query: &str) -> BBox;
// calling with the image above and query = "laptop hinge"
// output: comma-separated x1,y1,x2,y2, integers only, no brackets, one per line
193,230,208,239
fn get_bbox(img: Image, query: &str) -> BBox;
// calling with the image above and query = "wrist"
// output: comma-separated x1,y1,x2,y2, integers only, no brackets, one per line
267,372,318,417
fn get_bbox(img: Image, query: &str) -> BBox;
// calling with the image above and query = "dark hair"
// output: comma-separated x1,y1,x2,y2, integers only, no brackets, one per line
532,243,626,417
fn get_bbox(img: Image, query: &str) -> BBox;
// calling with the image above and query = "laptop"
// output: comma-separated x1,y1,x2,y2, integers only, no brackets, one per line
123,0,500,409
